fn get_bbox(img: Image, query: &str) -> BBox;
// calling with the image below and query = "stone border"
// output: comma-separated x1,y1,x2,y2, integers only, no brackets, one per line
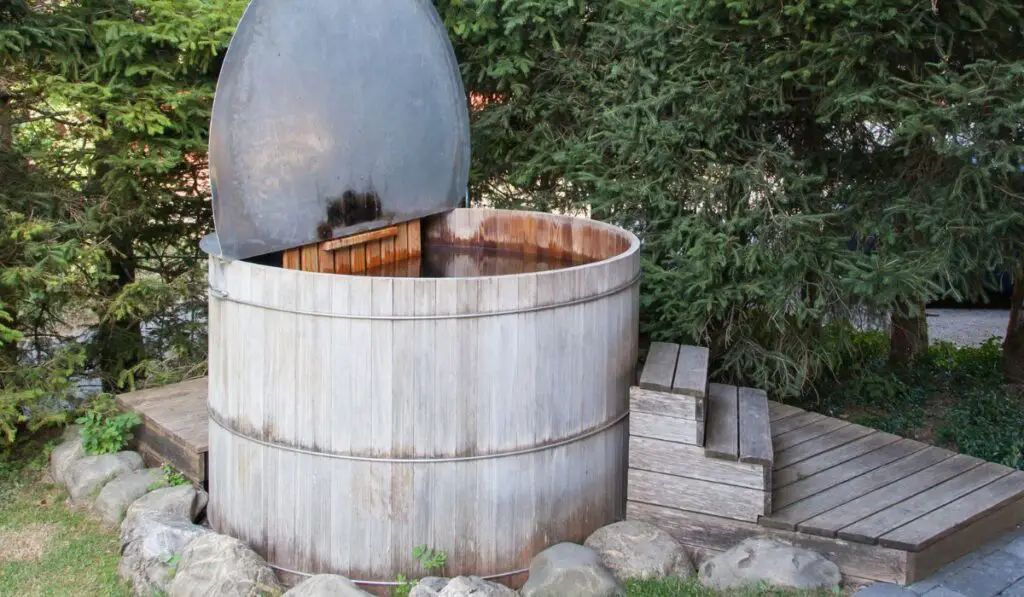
46,426,841,597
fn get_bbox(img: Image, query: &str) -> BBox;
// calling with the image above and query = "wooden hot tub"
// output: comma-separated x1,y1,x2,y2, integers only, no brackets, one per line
205,207,640,590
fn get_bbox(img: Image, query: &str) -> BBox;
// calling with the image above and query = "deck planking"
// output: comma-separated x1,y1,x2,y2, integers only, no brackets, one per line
755,401,1024,584
116,376,209,484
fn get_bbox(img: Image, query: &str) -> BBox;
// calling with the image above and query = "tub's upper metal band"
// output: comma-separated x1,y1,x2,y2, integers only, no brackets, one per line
266,561,529,586
205,272,640,321
208,407,628,464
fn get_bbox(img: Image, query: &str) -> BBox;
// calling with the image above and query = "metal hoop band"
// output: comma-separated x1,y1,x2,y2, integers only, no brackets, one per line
267,561,530,586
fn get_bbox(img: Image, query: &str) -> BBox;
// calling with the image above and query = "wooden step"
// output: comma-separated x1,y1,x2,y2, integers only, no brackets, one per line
704,384,773,470
635,342,709,446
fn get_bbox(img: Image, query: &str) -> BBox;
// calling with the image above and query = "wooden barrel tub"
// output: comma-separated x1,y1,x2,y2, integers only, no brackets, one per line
205,208,640,590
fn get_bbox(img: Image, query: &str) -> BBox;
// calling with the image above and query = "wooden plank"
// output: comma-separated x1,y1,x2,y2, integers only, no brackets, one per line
774,424,875,469
282,248,301,270
880,471,1024,551
773,431,902,488
672,345,708,398
704,383,739,461
638,342,679,392
737,387,772,466
629,436,767,490
768,401,804,422
770,411,826,436
795,451,979,538
762,446,952,532
774,438,924,510
773,417,852,452
380,234,395,268
319,225,398,251
365,239,382,269
407,219,422,258
334,248,352,274
627,502,910,585
349,243,367,273
906,496,1024,582
317,242,335,273
394,222,410,261
838,462,1012,544
628,469,768,522
629,386,698,420
630,411,698,445
300,243,319,272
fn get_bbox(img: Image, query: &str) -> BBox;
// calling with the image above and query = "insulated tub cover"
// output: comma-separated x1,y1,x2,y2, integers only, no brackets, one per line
208,0,471,260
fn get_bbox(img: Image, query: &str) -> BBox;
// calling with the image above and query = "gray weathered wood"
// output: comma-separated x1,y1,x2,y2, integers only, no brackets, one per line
628,469,768,522
773,424,875,470
761,446,952,532
879,471,1024,551
737,387,772,466
773,431,902,489
630,412,699,445
797,452,981,538
838,462,1012,544
770,411,826,436
704,383,739,461
906,496,1024,581
672,345,708,398
626,501,910,584
630,386,698,420
773,418,851,452
774,438,925,510
768,401,804,422
206,208,641,583
629,436,767,490
639,342,679,392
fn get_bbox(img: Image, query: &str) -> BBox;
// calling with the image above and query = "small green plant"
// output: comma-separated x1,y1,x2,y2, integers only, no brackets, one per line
391,545,448,597
76,395,143,455
150,463,190,490
162,552,182,581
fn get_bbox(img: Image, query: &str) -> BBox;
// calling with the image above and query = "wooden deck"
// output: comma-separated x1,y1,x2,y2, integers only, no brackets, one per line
115,377,209,485
760,401,1024,582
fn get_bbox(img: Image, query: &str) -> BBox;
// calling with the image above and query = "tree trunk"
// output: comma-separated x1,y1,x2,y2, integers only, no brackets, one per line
890,298,929,365
1003,273,1024,386
94,233,144,392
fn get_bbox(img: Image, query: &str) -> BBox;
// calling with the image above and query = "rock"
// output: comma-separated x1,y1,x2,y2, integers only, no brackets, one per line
94,468,166,527
409,577,450,597
49,426,84,486
125,485,208,525
520,543,624,597
118,510,211,596
439,576,517,597
282,574,374,596
698,537,841,590
65,451,144,502
584,520,694,581
167,533,282,597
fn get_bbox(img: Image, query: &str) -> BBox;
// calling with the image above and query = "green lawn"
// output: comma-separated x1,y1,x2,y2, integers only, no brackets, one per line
626,579,838,596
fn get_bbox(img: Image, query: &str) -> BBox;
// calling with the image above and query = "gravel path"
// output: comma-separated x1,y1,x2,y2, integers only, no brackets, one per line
925,309,1009,347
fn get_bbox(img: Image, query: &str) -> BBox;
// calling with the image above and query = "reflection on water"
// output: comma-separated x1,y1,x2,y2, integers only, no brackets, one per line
361,245,594,278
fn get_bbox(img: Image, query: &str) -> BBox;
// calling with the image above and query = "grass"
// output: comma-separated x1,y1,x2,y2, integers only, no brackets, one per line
626,578,841,596
797,333,1024,469
0,434,131,597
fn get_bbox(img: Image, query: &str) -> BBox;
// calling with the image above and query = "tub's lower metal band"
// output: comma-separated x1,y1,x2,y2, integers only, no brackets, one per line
205,272,640,321
208,408,628,463
267,562,530,586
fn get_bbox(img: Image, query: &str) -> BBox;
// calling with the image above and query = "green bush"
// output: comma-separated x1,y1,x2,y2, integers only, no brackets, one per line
75,395,142,456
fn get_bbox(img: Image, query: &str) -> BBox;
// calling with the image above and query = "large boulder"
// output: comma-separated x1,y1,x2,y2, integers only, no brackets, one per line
409,577,450,597
118,510,211,596
65,451,144,502
282,574,374,596
167,533,282,597
520,543,625,597
95,468,166,527
49,425,84,486
125,485,208,525
438,576,517,597
698,537,841,590
584,520,694,581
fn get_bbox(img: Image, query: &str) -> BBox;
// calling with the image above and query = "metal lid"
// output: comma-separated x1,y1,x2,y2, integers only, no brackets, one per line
207,0,470,260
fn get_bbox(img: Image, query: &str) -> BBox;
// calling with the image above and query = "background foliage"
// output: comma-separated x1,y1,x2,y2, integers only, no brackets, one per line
1,1,1022,455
